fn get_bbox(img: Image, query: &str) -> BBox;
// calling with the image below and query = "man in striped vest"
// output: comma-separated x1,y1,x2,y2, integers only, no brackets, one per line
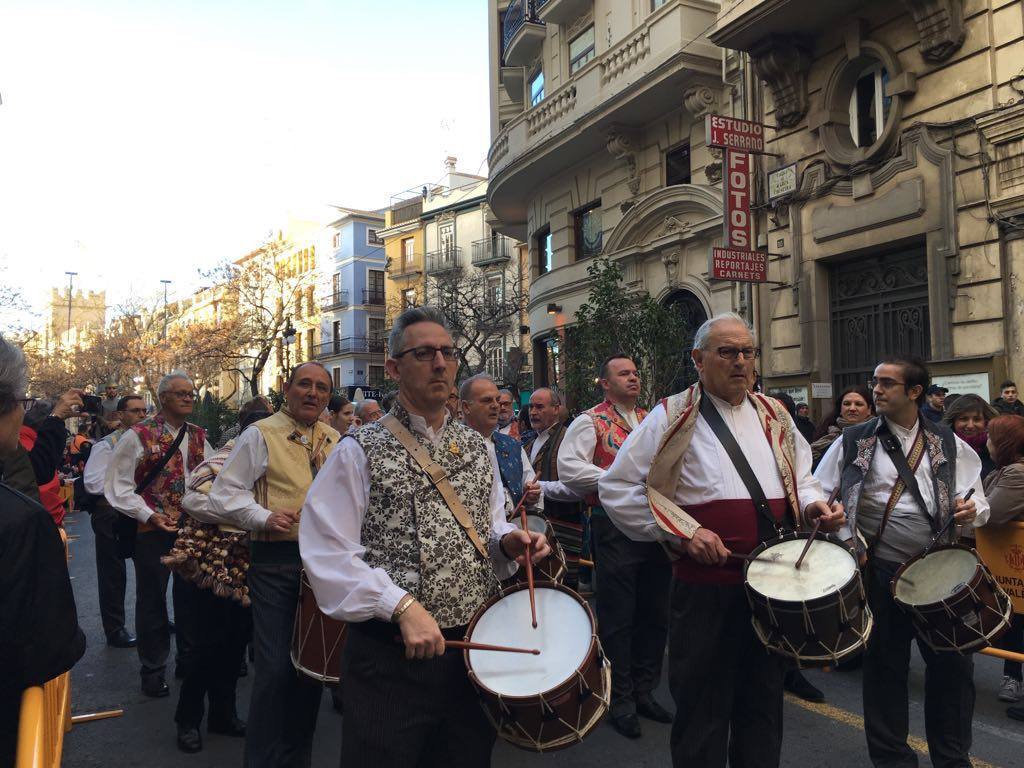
559,354,669,738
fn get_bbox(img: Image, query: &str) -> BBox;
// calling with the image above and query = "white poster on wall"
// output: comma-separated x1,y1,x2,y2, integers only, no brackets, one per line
811,382,834,400
931,372,991,400
768,386,810,406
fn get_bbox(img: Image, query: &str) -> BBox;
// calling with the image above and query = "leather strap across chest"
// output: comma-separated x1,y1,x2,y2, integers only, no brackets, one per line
379,414,489,560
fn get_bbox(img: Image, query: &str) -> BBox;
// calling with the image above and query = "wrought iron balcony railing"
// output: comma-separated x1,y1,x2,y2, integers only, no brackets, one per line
425,247,463,275
321,290,350,312
362,289,386,306
471,237,515,268
388,256,423,278
315,336,386,359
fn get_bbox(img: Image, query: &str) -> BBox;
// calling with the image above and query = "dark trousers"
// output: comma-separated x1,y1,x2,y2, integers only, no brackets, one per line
91,504,128,639
999,614,1024,681
132,529,176,681
864,559,975,768
340,624,495,768
173,575,251,728
669,581,784,768
591,515,671,716
244,557,323,768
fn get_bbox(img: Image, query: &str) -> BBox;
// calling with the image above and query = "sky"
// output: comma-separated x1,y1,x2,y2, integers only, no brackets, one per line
0,0,491,329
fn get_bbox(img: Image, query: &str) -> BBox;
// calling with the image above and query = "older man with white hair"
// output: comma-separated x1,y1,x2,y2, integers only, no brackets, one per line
600,313,842,768
355,398,382,425
106,371,212,706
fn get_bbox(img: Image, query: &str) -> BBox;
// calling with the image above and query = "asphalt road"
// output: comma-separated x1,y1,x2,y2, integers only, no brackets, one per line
59,509,1024,767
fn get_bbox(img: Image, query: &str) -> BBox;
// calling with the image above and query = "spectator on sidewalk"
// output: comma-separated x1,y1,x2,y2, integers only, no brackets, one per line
993,380,1024,417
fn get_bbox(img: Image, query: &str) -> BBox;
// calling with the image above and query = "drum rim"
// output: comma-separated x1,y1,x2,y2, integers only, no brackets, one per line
744,531,861,608
890,543,985,608
465,581,600,702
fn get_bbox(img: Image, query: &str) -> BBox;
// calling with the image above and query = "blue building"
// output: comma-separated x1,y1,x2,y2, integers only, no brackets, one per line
317,207,388,391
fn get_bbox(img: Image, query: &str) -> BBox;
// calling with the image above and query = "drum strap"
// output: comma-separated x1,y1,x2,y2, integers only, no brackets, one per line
379,414,489,561
875,424,931,550
698,394,786,542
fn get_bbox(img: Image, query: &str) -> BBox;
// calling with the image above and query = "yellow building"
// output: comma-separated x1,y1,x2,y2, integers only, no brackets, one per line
380,191,427,329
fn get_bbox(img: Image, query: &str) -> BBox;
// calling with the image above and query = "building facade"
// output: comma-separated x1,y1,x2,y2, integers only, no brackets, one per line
711,0,1024,410
380,191,427,321
487,0,737,392
39,287,107,354
315,207,388,391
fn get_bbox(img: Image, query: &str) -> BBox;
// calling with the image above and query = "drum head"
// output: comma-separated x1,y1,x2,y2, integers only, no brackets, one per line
746,538,856,601
468,587,591,697
519,515,549,535
895,548,978,605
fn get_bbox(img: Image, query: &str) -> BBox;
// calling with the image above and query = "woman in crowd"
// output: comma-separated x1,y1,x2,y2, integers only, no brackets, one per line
943,393,998,480
982,414,1024,718
809,384,874,468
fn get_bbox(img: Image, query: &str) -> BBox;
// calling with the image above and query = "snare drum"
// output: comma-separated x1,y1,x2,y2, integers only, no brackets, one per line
511,515,567,585
291,570,347,683
891,543,1013,653
464,582,609,752
745,532,872,666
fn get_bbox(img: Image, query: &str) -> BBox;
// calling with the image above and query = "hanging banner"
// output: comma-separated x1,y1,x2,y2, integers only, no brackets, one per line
725,150,753,249
705,114,765,153
710,247,767,282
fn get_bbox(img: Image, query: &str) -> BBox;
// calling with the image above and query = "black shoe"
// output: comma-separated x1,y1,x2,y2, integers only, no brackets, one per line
106,629,137,648
177,725,202,753
610,713,642,739
784,669,825,703
635,694,673,724
208,716,246,737
141,677,169,698
1008,704,1024,722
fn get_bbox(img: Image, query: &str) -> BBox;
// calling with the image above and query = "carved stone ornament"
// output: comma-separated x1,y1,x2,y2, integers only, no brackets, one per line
705,147,723,184
683,85,718,119
901,0,965,63
750,36,812,129
607,126,641,195
661,249,681,287
662,216,692,236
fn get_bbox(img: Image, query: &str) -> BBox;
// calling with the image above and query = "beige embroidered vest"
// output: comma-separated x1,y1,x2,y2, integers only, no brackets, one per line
355,409,497,628
251,410,339,542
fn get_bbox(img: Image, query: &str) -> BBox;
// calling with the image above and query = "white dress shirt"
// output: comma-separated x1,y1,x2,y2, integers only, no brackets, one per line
485,437,543,513
599,392,825,542
299,412,518,623
84,438,114,495
815,419,989,562
558,405,640,498
104,423,213,522
207,427,277,530
528,423,583,503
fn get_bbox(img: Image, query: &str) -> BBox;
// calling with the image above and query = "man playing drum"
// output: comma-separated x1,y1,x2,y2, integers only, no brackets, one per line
558,354,672,739
299,306,549,767
815,355,988,767
599,313,841,768
208,362,339,768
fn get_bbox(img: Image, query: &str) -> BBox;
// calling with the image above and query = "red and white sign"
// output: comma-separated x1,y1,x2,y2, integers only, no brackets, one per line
725,150,754,249
710,247,767,282
705,114,765,153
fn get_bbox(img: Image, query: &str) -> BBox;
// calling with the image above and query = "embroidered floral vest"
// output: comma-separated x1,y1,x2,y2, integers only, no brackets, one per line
839,416,958,557
355,406,498,628
585,400,647,507
492,431,524,507
131,415,206,531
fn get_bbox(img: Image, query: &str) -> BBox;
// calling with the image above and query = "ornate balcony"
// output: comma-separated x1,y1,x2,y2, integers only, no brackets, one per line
471,237,515,268
362,288,386,306
388,256,422,280
425,247,463,275
536,0,591,26
315,336,386,359
320,290,350,313
503,0,545,67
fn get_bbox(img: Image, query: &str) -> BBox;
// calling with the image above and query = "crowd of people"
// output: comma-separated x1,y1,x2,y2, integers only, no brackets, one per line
1,306,1024,767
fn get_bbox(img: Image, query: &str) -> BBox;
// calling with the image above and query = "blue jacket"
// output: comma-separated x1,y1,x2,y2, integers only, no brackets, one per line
492,431,524,507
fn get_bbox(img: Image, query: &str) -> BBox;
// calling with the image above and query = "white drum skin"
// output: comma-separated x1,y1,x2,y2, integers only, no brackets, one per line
746,538,857,602
468,586,591,697
894,548,978,605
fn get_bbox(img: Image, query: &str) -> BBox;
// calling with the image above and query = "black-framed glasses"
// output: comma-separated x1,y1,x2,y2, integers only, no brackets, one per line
716,346,759,361
394,345,459,362
167,391,196,400
16,397,37,411
868,377,906,390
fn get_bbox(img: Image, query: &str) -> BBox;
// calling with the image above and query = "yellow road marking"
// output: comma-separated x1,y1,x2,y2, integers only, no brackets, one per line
784,693,1002,768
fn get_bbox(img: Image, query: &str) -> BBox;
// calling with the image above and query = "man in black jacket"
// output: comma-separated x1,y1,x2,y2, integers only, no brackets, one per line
0,337,86,765
993,380,1024,416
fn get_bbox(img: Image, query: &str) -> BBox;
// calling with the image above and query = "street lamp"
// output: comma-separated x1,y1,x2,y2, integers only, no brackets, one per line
283,315,296,376
160,279,172,339
64,271,77,347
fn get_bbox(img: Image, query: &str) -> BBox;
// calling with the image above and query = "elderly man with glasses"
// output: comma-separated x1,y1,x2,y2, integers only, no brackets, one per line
600,313,839,768
105,372,212,701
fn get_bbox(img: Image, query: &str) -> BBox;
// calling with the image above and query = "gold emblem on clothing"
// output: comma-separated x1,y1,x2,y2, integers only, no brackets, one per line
449,441,460,456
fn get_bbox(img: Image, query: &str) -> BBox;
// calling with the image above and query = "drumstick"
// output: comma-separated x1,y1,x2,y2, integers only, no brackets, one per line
920,487,975,558
795,487,842,570
446,640,540,655
518,501,538,629
726,552,785,563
